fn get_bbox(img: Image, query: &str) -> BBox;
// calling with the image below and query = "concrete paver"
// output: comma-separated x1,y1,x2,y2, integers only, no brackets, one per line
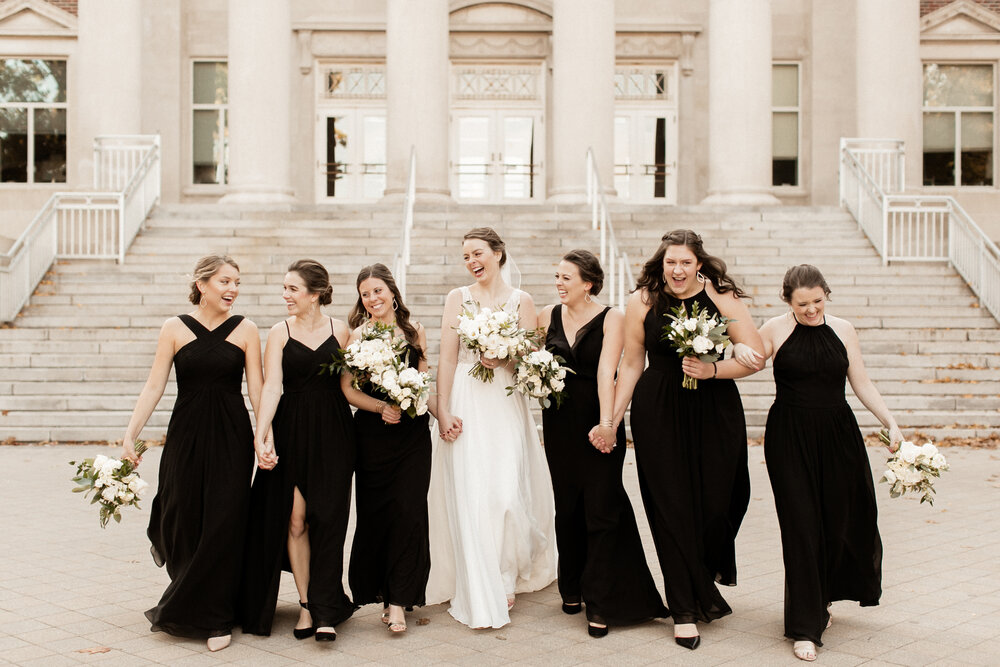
0,444,998,665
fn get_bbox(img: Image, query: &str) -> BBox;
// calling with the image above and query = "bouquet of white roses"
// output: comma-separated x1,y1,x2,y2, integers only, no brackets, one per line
661,300,733,389
371,363,432,418
878,429,949,505
323,321,431,418
70,441,150,528
456,305,530,382
507,348,572,409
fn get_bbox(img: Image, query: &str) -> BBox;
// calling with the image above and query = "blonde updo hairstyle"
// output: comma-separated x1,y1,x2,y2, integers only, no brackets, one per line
288,258,333,306
189,254,240,305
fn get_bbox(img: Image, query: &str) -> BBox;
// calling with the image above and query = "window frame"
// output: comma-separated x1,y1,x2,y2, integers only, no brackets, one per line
190,59,228,187
0,57,69,187
771,61,801,189
921,61,995,189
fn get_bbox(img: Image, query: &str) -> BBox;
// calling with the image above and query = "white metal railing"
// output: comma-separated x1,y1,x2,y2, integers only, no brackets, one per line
393,147,417,298
0,135,161,323
586,147,634,310
840,138,1000,322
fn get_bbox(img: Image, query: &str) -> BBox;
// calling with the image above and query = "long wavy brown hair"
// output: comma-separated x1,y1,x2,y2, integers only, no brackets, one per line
634,229,747,316
349,263,423,360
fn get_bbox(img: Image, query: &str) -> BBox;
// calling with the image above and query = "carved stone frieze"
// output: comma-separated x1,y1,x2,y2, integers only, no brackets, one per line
615,33,681,59
451,33,549,59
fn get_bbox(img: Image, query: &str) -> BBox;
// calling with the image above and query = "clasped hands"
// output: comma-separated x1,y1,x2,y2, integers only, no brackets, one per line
587,423,617,454
254,428,278,470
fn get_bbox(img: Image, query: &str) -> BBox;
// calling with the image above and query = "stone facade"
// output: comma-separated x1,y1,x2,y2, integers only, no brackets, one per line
1,0,999,241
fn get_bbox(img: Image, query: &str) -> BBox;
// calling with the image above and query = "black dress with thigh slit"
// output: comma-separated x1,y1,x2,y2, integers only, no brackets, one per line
764,320,882,645
348,342,433,609
239,319,357,634
541,306,668,625
629,289,751,625
145,314,254,639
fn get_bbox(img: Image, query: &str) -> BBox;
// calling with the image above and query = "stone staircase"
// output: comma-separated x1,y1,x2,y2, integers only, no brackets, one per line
0,203,997,442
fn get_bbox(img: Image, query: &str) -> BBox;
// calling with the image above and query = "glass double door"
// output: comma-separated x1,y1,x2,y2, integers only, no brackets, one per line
451,111,543,202
315,109,386,202
614,109,678,204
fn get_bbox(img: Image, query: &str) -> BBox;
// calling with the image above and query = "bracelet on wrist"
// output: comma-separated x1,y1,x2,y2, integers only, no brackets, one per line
375,400,385,415
599,419,614,428
712,361,718,378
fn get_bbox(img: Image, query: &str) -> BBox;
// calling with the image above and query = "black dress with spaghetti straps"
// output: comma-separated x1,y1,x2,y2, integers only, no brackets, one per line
764,319,882,645
145,314,254,638
239,319,357,634
348,341,433,609
541,306,667,625
629,289,751,625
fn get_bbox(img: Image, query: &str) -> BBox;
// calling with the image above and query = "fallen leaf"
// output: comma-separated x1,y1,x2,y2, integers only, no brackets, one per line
416,617,430,626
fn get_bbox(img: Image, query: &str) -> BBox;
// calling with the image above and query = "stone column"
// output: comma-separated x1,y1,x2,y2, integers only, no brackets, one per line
549,0,616,202
856,0,922,190
220,0,294,203
384,0,451,200
701,0,780,205
74,0,142,187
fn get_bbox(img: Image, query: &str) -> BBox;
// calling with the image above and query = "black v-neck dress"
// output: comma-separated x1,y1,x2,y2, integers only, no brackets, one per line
541,305,667,625
630,289,751,625
239,320,357,634
348,341,433,609
145,314,254,639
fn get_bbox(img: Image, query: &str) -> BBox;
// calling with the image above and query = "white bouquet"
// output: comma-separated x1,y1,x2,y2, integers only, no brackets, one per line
70,441,150,528
324,321,431,418
507,348,572,409
371,363,432,418
456,305,530,382
661,300,733,389
878,430,950,505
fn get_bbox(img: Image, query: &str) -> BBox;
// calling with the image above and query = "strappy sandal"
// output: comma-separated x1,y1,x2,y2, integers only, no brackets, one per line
793,640,817,661
387,619,407,634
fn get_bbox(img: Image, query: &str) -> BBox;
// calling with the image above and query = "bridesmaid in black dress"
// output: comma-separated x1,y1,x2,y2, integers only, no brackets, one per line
240,259,356,642
538,250,667,638
608,230,763,650
121,254,262,652
735,265,901,662
341,263,445,635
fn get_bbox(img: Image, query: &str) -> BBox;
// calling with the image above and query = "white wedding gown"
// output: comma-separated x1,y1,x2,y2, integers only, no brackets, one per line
426,287,557,628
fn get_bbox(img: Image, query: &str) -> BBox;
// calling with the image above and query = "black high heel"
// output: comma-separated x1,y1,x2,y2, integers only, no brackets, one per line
293,601,315,640
315,626,337,642
562,598,583,615
587,613,608,638
674,621,700,650
588,623,608,638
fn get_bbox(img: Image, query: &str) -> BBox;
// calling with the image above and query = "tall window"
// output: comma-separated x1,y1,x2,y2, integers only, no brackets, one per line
0,58,67,184
772,63,799,187
192,61,228,185
923,64,993,187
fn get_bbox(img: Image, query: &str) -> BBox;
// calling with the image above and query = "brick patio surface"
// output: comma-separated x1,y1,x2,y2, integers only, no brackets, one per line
1,444,998,666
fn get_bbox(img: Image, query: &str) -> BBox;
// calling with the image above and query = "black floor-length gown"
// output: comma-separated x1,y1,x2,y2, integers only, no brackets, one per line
764,320,882,645
348,342,432,608
239,320,357,634
630,290,751,625
145,314,254,638
541,306,667,625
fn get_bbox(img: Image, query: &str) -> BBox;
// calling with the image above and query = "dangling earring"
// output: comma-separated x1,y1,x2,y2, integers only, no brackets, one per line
696,272,707,284
392,298,399,311
584,292,593,304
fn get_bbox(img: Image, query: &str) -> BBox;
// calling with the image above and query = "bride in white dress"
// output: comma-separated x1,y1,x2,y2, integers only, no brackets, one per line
426,227,557,629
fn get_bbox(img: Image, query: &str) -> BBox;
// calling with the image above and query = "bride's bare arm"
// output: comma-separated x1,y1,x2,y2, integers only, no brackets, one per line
435,288,464,439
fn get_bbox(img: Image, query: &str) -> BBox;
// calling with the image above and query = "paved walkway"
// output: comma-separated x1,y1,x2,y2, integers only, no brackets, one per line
0,443,997,666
